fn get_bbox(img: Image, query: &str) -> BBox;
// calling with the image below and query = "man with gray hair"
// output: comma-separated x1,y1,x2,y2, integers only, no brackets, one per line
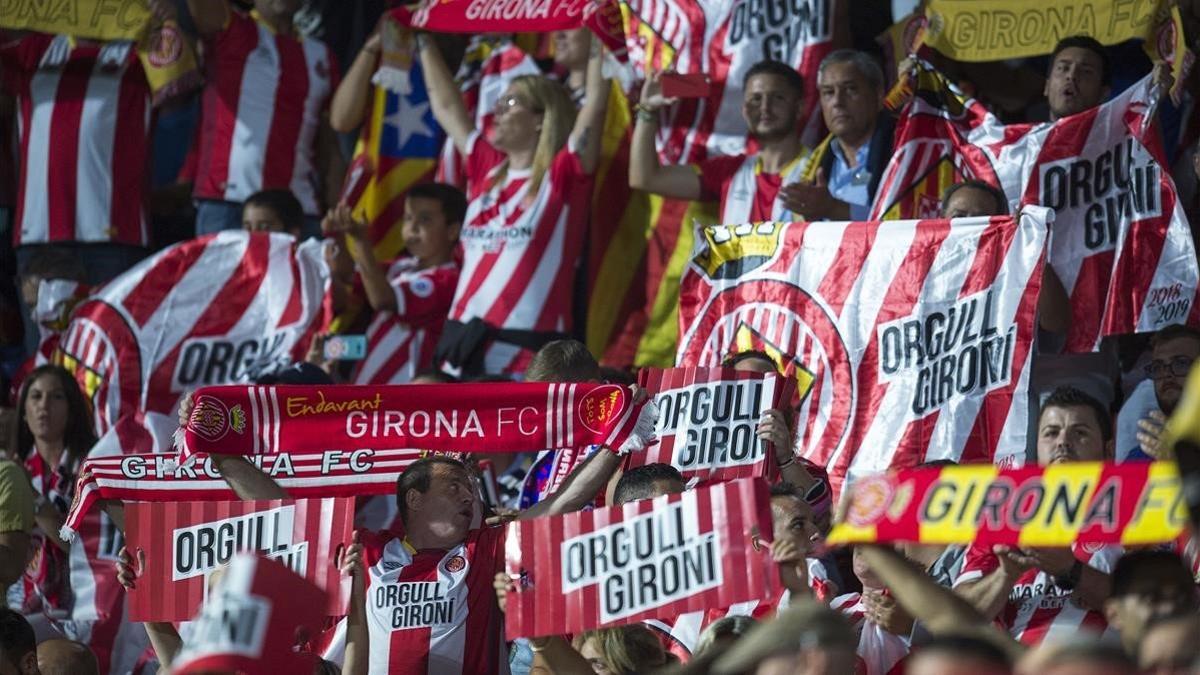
780,49,894,222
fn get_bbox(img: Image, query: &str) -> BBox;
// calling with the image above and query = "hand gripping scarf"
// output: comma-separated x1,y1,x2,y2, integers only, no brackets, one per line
175,382,658,463
61,448,424,541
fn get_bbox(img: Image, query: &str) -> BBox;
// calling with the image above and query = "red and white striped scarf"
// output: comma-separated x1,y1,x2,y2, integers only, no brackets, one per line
176,382,657,463
62,449,423,541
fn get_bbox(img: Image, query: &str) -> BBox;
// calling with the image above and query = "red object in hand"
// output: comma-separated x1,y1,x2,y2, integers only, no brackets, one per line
340,154,374,206
661,72,711,98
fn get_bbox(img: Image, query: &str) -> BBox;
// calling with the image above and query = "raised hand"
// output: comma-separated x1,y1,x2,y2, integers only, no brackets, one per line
117,546,146,591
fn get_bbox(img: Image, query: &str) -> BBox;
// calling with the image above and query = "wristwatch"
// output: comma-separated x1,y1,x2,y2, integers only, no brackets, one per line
1053,559,1083,591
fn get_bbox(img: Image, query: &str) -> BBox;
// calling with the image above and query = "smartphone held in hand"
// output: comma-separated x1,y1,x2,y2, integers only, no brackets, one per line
323,335,368,361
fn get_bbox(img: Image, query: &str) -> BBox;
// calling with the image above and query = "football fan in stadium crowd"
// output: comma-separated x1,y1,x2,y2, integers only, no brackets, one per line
10,366,148,672
0,608,40,675
1117,325,1200,462
240,189,305,236
780,49,894,222
954,387,1119,646
418,27,610,377
631,59,813,224
322,183,465,386
186,0,345,236
552,29,593,106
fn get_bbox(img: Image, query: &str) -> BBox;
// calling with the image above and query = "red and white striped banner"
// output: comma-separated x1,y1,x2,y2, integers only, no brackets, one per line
63,449,423,539
178,382,657,462
125,498,354,622
504,477,776,638
678,211,1049,494
630,367,794,483
53,232,330,457
871,63,1199,352
622,0,836,160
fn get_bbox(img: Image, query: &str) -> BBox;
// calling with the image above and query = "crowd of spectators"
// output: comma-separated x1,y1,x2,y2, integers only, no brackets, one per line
1,0,1200,674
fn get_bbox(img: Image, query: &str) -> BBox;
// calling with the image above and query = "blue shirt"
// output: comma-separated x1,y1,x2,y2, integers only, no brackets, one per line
828,140,873,220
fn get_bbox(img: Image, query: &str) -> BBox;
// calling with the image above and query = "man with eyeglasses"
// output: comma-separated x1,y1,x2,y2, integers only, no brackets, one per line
1120,324,1200,461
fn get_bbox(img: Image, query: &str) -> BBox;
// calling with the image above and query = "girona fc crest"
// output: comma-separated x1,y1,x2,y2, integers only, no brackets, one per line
444,555,467,573
695,222,785,280
579,385,626,435
679,279,855,465
188,396,246,442
147,23,184,67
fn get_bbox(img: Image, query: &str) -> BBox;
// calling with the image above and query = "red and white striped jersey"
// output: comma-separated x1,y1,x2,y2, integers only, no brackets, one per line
697,151,814,224
1,34,151,246
831,592,911,675
193,11,337,216
954,542,1121,645
623,0,833,163
20,450,144,675
352,257,458,385
453,132,592,374
361,526,506,675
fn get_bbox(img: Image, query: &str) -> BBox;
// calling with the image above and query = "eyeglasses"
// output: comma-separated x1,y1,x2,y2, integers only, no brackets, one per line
495,96,542,114
1144,356,1194,379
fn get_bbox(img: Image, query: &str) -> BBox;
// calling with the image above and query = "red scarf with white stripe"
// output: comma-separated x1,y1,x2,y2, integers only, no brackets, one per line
62,449,424,541
176,382,656,463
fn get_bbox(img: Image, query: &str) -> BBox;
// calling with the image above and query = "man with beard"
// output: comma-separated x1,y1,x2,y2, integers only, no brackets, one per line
1122,325,1200,461
953,387,1120,646
630,60,813,224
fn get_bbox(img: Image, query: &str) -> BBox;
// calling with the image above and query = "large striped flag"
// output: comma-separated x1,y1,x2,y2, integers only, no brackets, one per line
677,209,1051,494
53,232,330,456
872,62,1200,352
586,0,838,367
348,34,444,262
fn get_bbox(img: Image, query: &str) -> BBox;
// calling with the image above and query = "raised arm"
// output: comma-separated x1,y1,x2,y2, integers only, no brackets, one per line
628,72,703,200
340,532,369,675
185,0,230,37
520,448,623,520
179,393,289,500
417,33,474,154
569,38,610,175
331,31,382,133
322,205,396,313
858,545,999,636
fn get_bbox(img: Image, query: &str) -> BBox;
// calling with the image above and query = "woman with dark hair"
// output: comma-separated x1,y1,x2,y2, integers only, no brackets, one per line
11,364,96,616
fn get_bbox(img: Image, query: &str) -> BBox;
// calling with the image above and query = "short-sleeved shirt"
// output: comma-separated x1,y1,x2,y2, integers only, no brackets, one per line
353,256,459,385
0,460,34,533
361,526,506,674
695,150,811,224
954,542,1121,645
193,10,338,215
453,131,592,373
1,34,152,246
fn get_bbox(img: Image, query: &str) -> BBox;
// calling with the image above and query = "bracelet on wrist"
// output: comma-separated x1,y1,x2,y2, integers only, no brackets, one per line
777,456,796,469
635,107,659,123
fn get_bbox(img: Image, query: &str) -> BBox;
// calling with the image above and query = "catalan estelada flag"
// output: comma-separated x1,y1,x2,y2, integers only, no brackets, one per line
350,47,444,263
585,4,718,368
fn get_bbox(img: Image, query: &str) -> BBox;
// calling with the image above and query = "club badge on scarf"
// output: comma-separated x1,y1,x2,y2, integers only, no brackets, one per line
629,367,796,484
62,449,426,541
125,498,354,622
828,461,1187,547
504,478,777,639
176,382,658,462
172,553,328,674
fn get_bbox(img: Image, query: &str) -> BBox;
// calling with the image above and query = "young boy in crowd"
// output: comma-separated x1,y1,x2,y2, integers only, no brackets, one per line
241,189,305,237
322,183,465,385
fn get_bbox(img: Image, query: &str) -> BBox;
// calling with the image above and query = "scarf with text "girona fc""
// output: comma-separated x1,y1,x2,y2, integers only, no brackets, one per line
175,382,658,463
61,449,426,541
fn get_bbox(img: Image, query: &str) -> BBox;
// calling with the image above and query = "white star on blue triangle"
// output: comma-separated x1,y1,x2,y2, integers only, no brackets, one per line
380,60,442,159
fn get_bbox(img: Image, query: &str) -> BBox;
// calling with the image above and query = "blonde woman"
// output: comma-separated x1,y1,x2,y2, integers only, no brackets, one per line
419,33,609,376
